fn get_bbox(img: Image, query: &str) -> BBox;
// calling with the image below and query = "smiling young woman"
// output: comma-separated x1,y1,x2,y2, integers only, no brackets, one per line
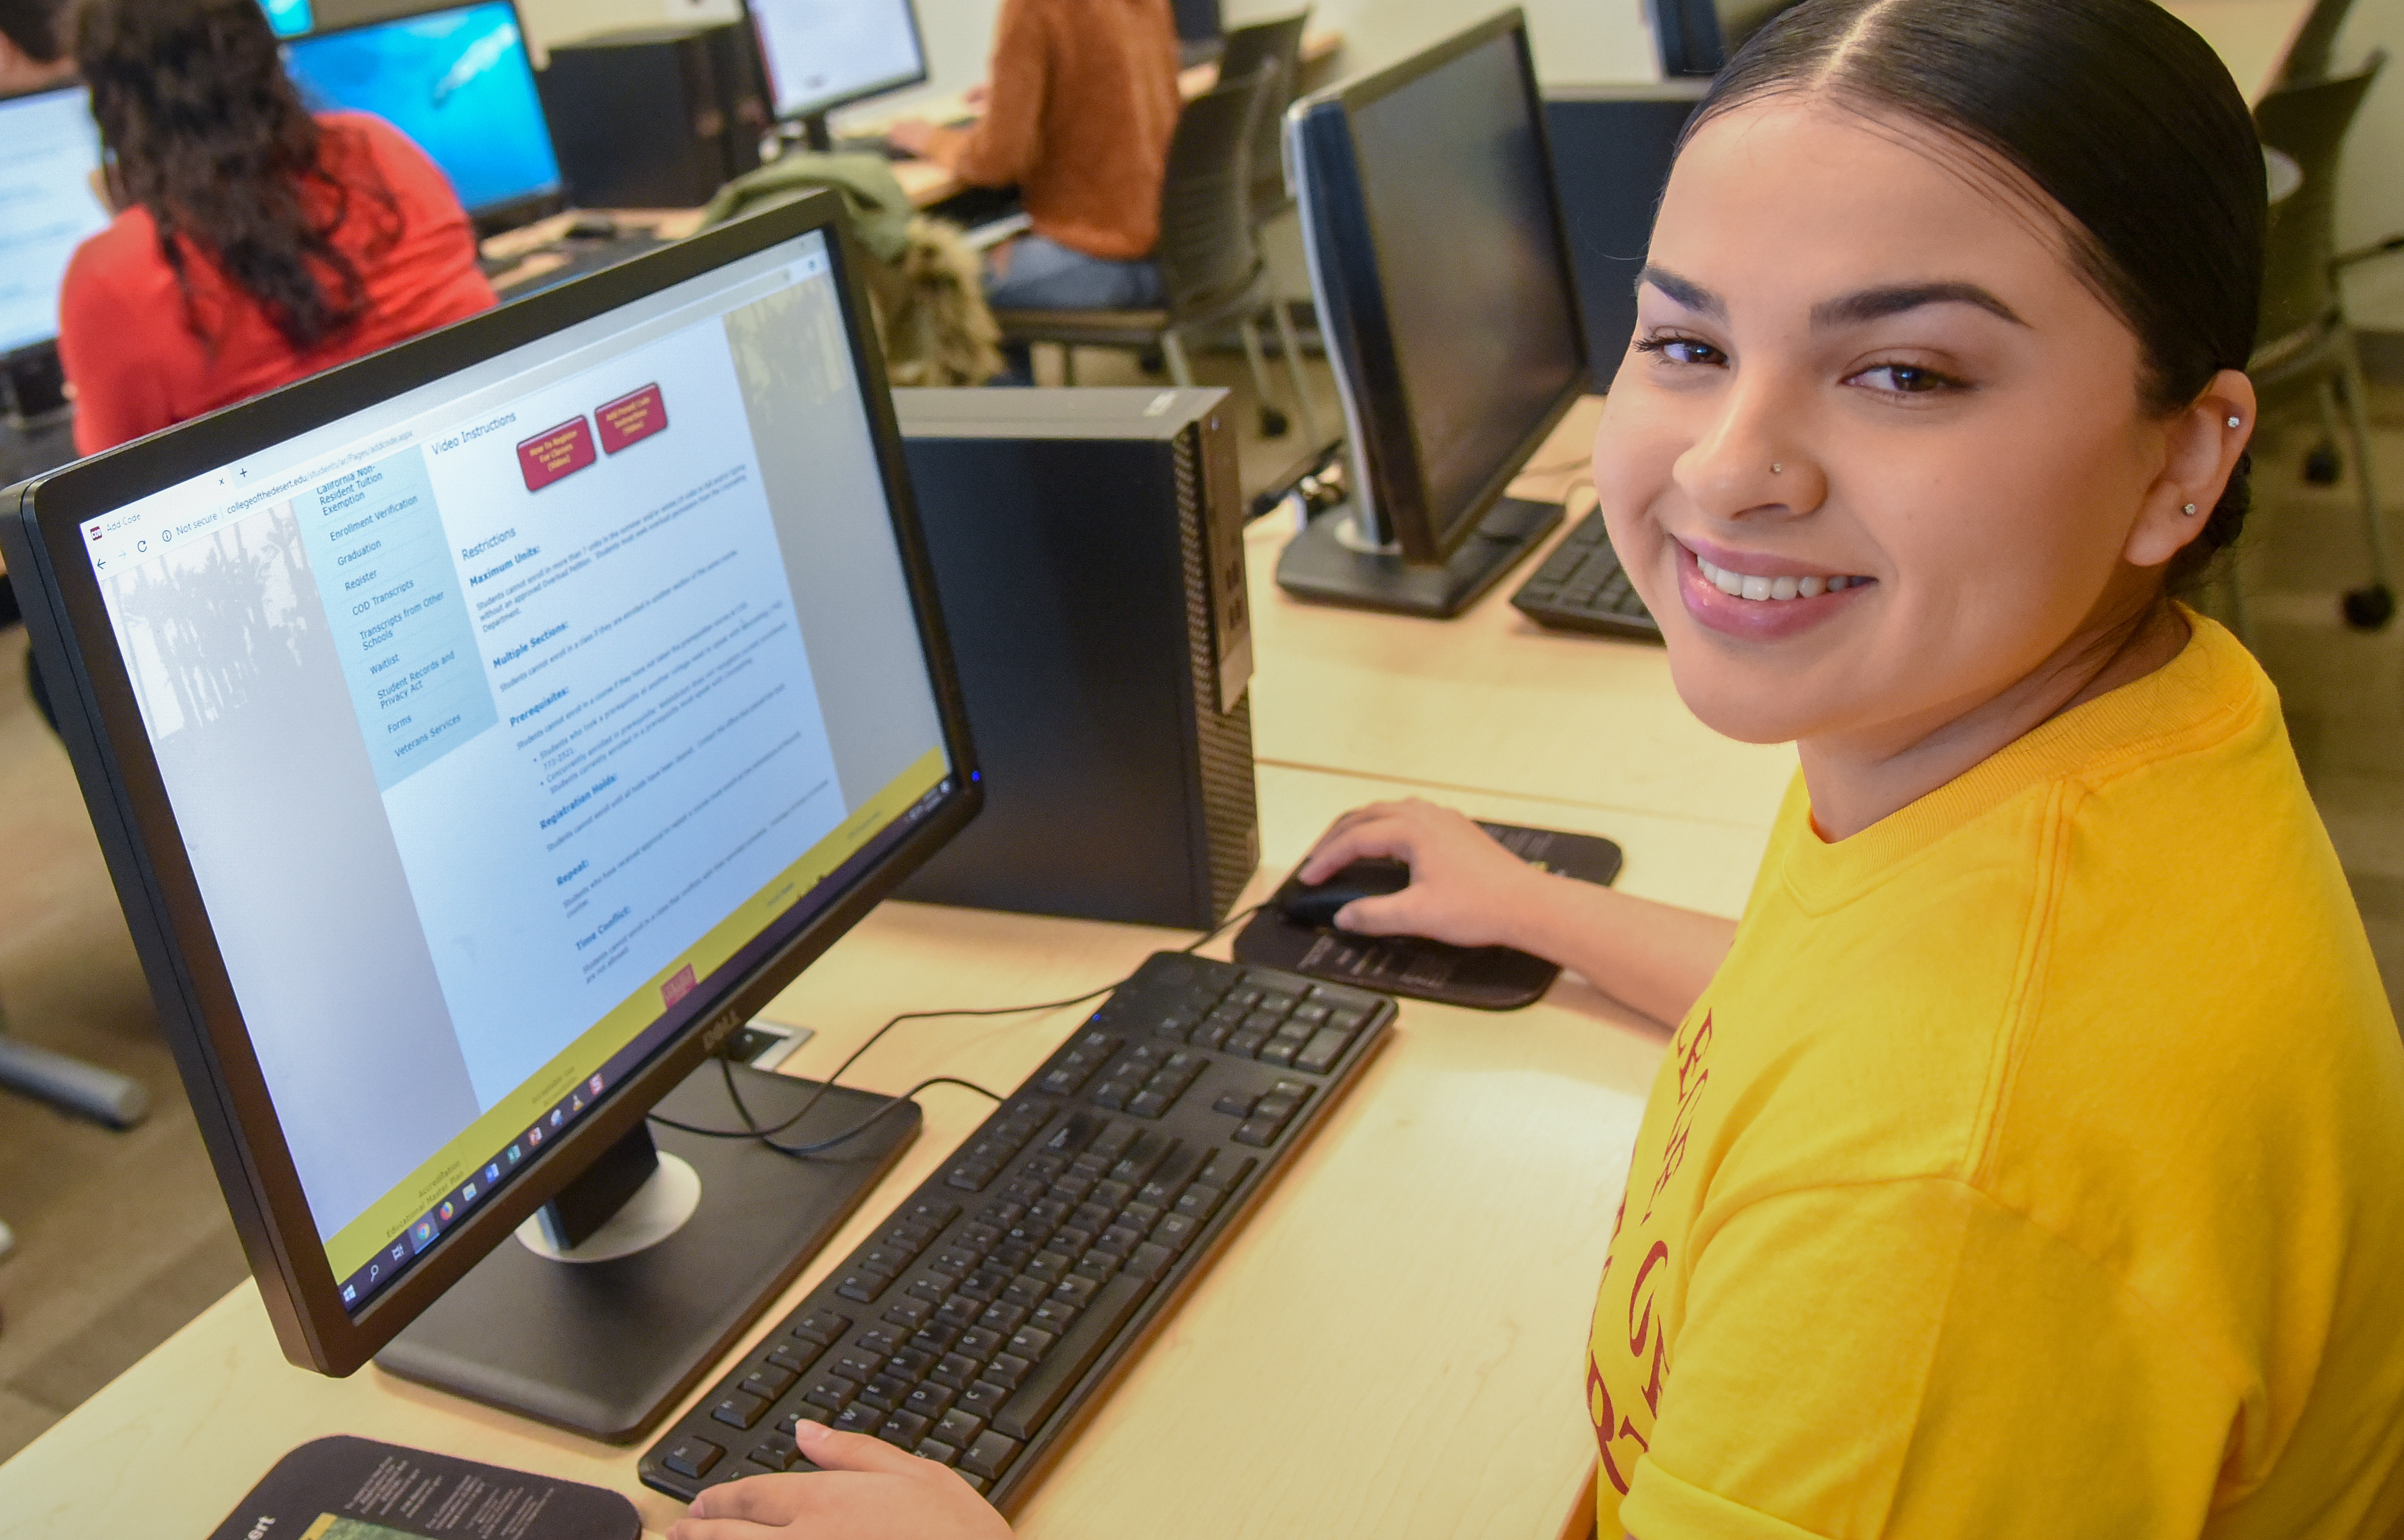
659,2,2404,1536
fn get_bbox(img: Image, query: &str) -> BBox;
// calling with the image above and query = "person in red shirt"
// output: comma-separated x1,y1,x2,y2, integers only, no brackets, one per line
59,0,497,456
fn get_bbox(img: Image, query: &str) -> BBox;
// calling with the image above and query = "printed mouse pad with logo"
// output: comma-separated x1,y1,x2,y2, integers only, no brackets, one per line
207,1436,639,1540
1232,821,1623,1010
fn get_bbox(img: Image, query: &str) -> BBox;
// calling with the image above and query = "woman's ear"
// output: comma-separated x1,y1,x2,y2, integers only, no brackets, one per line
2127,367,2257,570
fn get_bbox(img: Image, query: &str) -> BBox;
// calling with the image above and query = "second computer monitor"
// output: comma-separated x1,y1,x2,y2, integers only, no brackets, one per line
283,0,565,231
1282,8,1587,615
747,0,928,124
0,84,110,362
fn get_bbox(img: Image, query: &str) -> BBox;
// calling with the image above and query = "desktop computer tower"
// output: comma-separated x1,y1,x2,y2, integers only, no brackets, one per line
892,388,1260,929
540,22,767,210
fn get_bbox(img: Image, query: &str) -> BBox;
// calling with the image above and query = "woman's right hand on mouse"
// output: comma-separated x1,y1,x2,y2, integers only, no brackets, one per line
1297,799,1552,949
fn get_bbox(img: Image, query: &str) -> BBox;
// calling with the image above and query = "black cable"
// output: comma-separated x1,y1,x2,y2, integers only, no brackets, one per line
648,899,1269,1157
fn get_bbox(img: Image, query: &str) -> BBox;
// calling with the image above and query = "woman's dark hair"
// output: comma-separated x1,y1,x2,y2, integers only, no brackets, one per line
0,0,66,61
1686,0,2267,590
74,0,400,352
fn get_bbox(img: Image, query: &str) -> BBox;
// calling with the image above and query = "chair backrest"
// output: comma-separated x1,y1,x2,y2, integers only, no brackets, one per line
1154,64,1276,313
2255,51,2383,346
1218,11,1310,214
2275,0,2358,86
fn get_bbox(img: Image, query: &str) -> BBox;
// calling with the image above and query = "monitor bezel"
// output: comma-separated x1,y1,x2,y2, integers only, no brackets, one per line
0,77,105,361
1294,9,1591,565
0,190,984,1377
280,0,570,234
744,0,931,126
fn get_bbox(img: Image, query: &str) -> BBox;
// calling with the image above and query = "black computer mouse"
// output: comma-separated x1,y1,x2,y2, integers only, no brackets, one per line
563,214,621,241
1280,857,1412,929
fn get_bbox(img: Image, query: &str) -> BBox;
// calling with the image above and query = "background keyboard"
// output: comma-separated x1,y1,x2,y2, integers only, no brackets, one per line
640,952,1396,1509
1510,509,1661,641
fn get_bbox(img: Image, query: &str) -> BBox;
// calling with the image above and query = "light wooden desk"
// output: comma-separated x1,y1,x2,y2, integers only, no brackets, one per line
1247,397,1799,834
2162,0,2312,103
0,759,1768,1539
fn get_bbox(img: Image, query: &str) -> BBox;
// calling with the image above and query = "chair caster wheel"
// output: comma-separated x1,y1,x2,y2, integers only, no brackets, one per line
2306,445,2343,485
2342,584,2395,630
1259,408,1289,438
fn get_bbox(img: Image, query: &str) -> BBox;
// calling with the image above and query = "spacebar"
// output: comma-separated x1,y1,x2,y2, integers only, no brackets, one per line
992,1273,1152,1439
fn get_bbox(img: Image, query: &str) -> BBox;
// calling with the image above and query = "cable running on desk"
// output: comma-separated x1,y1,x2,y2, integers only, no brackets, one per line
648,905,1266,1158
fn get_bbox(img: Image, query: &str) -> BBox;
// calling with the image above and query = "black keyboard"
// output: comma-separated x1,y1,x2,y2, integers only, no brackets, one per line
639,952,1396,1508
1510,508,1661,641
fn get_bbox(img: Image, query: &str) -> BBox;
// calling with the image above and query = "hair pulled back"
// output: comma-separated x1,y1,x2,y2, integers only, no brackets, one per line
75,0,398,352
1689,0,2267,588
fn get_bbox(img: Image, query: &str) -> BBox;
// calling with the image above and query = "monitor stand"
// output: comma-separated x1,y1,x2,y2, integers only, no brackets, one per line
1275,496,1563,619
375,1060,918,1442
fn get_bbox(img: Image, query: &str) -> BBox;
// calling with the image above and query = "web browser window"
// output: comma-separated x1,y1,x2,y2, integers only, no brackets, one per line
80,231,950,1309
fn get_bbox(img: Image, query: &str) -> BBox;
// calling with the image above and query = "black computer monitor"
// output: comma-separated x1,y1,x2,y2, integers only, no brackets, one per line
1279,9,1590,617
283,1,568,235
746,0,928,142
0,83,110,421
1715,0,1804,55
1172,0,1225,65
0,192,983,1436
1646,0,1726,77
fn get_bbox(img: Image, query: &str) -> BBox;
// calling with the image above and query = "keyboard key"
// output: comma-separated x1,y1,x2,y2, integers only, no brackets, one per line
802,1377,855,1413
737,1366,796,1401
903,1381,956,1420
984,1350,1032,1389
1196,1152,1255,1189
958,1379,1011,1421
836,1273,886,1304
793,1310,851,1346
748,1442,798,1472
915,1438,960,1466
993,1273,1151,1439
878,1410,931,1447
660,1436,723,1479
960,1430,1022,1480
1233,1116,1278,1147
1124,1241,1176,1281
710,1392,768,1430
1296,1027,1353,1076
935,1408,987,1448
831,1348,884,1383
831,1402,882,1436
1151,1212,1199,1250
1172,1184,1224,1222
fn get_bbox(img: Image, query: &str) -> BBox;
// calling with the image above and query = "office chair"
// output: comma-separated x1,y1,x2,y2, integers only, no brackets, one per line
0,998,151,1130
1218,11,1311,228
992,65,1323,446
2274,0,2359,87
2249,52,2399,631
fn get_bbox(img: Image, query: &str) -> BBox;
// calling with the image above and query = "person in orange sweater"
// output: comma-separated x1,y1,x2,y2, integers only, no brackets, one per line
887,0,1180,329
59,0,497,455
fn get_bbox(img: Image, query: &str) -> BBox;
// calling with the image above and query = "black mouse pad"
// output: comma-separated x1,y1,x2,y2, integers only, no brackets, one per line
1231,821,1624,1010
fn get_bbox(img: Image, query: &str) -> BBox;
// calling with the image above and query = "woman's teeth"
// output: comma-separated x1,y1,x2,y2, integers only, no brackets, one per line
1694,555,1862,602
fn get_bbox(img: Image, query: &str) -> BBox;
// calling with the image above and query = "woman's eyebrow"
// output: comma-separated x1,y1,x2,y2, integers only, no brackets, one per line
1812,282,2028,328
1638,264,1723,318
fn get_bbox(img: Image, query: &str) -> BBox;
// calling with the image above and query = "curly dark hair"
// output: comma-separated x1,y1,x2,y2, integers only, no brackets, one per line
0,0,67,61
74,0,401,351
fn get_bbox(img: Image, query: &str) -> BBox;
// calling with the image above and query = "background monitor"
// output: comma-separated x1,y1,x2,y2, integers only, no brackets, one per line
0,192,981,1434
262,0,316,39
747,0,927,124
1279,8,1589,617
0,85,111,361
1715,0,1804,55
283,1,566,231
1645,0,1725,77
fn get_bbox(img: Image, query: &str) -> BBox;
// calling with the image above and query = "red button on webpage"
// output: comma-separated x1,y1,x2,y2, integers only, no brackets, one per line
661,965,697,1008
597,383,669,455
517,417,598,492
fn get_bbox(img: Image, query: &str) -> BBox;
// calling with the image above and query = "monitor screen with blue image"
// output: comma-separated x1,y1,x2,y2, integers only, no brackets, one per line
0,85,112,357
262,0,313,39
284,1,562,222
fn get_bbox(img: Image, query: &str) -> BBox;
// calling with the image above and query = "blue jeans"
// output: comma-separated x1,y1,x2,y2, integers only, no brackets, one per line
986,235,1164,382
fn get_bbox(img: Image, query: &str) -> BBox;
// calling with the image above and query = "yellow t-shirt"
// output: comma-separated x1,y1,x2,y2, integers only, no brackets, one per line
1591,615,2404,1538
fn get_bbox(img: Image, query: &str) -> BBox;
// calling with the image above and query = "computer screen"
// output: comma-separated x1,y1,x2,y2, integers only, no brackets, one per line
747,0,928,122
44,218,957,1326
1305,16,1585,561
283,1,563,221
0,86,110,358
262,0,314,39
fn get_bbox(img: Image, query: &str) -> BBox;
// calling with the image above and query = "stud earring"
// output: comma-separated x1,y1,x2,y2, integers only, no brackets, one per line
2228,416,2243,429
2184,503,2200,516
1771,463,1783,474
